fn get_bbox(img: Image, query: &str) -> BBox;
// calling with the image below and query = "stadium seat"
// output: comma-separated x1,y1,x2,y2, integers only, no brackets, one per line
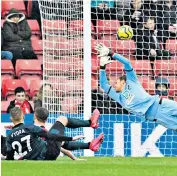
2,79,29,98
170,56,177,60
21,75,42,88
91,39,136,54
30,80,43,97
1,60,14,76
106,61,124,73
154,60,177,76
165,40,177,53
167,76,177,95
32,40,43,55
42,20,67,34
92,57,99,73
16,60,42,78
1,75,13,82
138,75,152,84
67,38,83,55
91,75,98,90
61,96,83,113
6,94,16,101
110,40,136,54
69,20,95,35
97,20,121,34
131,60,152,75
141,79,155,95
45,58,83,75
1,101,10,113
1,0,27,18
101,34,117,41
27,20,41,39
48,76,83,96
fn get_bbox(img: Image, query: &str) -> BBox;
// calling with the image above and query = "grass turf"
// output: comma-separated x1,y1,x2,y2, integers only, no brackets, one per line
2,157,177,176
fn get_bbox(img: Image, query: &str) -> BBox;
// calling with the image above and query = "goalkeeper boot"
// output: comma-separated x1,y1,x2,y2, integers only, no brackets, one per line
90,109,100,129
89,133,104,152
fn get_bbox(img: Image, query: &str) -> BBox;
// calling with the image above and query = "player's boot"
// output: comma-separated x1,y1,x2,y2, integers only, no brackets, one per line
89,133,104,152
90,109,100,129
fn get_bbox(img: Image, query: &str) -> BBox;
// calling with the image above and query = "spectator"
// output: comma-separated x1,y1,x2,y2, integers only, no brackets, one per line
7,87,33,114
155,77,169,96
157,0,177,43
91,0,119,26
1,28,13,60
124,0,144,35
123,0,157,36
30,1,41,31
33,83,61,113
136,16,171,60
2,8,37,67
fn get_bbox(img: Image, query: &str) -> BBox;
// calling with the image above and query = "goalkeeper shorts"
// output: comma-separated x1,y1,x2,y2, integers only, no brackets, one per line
155,98,177,130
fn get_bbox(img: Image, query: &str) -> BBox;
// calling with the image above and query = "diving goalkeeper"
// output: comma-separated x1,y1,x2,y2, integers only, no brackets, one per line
95,43,177,130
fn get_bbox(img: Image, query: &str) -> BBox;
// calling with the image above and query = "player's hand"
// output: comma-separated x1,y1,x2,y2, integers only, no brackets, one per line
150,49,157,56
100,56,113,68
72,135,85,141
95,43,111,57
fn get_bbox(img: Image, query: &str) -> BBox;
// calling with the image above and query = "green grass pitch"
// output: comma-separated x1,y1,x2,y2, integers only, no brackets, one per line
2,157,177,176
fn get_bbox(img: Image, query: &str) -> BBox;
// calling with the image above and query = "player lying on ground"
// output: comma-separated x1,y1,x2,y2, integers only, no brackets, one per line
95,43,177,130
6,107,104,160
34,107,103,160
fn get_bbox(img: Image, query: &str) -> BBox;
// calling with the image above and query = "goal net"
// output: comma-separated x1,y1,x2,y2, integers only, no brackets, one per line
39,0,177,157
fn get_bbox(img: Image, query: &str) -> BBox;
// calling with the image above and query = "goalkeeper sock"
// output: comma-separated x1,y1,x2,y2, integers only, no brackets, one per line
67,118,91,128
63,141,90,150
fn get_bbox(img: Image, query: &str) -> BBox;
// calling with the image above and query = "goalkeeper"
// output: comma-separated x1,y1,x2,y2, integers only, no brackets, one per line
95,43,177,130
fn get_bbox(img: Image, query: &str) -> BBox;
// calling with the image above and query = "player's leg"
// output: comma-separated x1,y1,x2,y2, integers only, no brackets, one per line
156,98,177,130
45,121,65,160
57,109,100,129
62,133,104,152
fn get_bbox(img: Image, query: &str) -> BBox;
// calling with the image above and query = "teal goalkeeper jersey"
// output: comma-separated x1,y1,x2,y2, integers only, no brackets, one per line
100,53,159,118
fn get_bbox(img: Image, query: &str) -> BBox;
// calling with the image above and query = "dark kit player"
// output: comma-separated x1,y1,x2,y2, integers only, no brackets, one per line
6,107,104,160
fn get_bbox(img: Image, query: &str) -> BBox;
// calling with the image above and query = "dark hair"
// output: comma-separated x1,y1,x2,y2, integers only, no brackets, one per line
10,14,20,19
15,87,25,95
35,107,49,123
10,107,23,122
143,15,155,24
119,75,126,82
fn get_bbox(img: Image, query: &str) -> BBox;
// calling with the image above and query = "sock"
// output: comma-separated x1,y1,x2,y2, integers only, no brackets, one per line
67,118,91,128
63,141,90,150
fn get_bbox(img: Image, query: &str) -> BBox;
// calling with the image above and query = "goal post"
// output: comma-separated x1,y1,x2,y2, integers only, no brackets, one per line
38,0,177,157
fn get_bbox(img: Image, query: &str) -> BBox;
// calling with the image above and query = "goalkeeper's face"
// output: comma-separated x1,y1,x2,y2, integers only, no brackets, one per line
115,79,126,92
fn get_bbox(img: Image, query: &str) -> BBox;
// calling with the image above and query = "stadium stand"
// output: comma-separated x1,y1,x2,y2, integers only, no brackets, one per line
1,0,177,114
1,0,26,18
15,60,42,79
2,79,29,99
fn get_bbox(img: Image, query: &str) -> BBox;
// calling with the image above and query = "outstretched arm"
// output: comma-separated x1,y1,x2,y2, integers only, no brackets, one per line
61,148,86,161
33,126,84,142
95,43,138,82
99,68,120,101
112,53,138,82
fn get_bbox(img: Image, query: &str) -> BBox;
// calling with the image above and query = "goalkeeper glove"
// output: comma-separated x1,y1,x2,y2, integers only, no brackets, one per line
95,43,113,57
100,56,113,69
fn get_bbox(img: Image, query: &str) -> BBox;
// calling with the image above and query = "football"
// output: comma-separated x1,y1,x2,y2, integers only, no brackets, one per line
117,25,133,40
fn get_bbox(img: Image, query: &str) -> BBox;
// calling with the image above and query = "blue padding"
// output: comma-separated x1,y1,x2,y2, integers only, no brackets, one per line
1,114,34,124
